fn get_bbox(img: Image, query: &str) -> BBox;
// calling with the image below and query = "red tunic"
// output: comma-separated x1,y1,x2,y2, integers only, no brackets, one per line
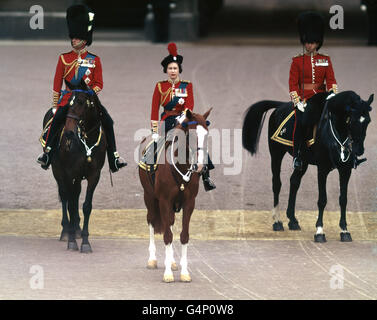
151,79,194,122
289,52,338,104
52,49,103,107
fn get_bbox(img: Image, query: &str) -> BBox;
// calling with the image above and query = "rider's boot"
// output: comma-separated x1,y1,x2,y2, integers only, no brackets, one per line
202,156,216,191
37,106,67,170
100,105,127,173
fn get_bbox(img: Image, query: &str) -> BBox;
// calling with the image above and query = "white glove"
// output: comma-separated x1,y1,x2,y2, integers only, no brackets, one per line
175,111,186,124
326,92,336,100
296,101,307,112
152,133,159,143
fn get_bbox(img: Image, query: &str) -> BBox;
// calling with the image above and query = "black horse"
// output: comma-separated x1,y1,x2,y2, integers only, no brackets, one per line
43,79,107,252
242,91,373,242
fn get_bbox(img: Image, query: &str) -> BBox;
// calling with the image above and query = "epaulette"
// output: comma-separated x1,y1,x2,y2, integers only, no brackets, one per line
318,52,329,56
293,53,303,58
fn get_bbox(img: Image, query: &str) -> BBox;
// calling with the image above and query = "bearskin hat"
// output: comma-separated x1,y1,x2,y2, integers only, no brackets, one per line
66,4,95,46
297,11,325,50
161,43,183,73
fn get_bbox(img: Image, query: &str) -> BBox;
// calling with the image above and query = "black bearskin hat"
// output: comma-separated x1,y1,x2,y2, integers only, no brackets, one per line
297,11,325,50
161,43,183,73
66,4,95,46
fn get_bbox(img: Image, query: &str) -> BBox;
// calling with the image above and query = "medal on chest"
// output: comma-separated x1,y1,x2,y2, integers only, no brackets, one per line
315,58,329,66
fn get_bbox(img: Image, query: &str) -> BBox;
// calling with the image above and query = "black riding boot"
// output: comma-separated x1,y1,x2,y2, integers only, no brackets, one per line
202,156,216,191
99,104,127,173
37,106,68,169
293,111,304,171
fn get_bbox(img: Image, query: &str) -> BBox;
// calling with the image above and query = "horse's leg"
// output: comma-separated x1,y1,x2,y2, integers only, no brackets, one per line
286,163,308,230
338,166,352,242
67,182,81,251
270,144,286,231
160,199,175,283
81,172,101,253
314,166,330,243
170,226,178,271
147,224,157,269
145,195,159,269
180,198,195,282
59,185,69,241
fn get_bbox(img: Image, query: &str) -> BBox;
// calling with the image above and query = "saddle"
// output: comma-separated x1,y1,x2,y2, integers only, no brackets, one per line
39,109,59,148
138,136,167,172
270,110,317,148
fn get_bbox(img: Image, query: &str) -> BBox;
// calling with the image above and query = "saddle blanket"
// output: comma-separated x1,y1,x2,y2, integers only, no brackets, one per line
270,110,317,147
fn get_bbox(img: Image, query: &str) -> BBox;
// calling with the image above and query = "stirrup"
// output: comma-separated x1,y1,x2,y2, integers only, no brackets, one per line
110,152,127,173
293,157,303,171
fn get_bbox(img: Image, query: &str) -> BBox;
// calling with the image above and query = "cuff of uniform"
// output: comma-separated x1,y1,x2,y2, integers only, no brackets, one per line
151,120,159,134
330,84,338,94
289,91,300,105
93,86,102,94
52,91,59,107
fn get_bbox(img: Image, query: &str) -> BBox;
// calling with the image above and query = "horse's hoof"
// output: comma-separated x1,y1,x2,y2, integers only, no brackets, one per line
180,274,192,282
314,234,327,243
147,260,158,269
340,232,352,242
59,231,69,242
273,221,284,231
75,229,82,239
163,273,174,283
67,241,79,251
80,243,92,253
288,221,301,230
171,262,178,271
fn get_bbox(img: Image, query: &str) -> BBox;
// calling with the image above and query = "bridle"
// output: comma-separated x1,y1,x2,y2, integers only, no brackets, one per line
66,89,102,162
169,119,210,183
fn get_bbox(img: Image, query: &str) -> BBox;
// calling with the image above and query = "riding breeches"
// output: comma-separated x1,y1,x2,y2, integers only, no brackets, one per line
45,105,69,150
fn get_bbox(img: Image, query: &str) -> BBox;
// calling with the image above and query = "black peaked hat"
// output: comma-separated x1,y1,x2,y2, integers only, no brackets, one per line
297,11,325,50
66,4,95,46
161,43,183,73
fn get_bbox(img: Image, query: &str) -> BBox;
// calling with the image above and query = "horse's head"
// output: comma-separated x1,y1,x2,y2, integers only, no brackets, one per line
175,108,212,172
345,93,373,156
65,79,98,125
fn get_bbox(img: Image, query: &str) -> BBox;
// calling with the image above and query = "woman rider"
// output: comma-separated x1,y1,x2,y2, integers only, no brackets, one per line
150,43,216,191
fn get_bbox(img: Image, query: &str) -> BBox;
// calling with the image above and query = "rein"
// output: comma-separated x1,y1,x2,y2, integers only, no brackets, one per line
328,113,351,162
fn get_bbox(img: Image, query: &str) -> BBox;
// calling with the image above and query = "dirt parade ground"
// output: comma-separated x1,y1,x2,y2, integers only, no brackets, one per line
0,39,376,301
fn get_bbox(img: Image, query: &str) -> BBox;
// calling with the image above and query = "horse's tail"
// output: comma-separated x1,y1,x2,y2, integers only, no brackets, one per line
242,100,284,155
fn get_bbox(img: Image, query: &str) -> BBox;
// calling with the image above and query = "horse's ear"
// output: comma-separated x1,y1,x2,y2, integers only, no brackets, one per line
65,79,74,90
186,109,193,120
367,94,374,106
203,107,213,120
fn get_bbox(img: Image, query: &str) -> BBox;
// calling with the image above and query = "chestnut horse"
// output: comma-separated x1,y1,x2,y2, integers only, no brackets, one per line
139,109,212,282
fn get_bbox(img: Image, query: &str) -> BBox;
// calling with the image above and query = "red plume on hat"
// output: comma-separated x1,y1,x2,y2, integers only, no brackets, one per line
161,42,183,73
168,42,178,57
